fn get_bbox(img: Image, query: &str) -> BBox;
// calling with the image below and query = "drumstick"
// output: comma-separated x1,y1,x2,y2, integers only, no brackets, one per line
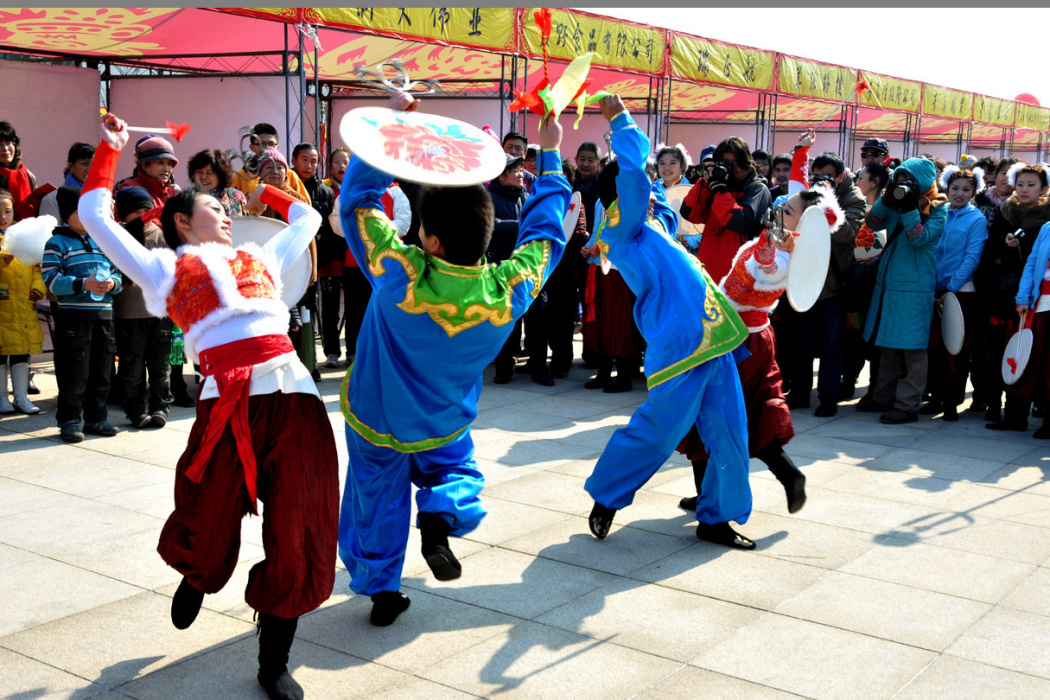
125,121,191,142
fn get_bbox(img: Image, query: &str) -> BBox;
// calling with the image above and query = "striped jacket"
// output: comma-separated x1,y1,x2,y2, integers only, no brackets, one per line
41,227,123,319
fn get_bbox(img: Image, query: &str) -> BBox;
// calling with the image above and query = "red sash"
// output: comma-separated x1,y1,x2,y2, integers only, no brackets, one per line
188,334,295,513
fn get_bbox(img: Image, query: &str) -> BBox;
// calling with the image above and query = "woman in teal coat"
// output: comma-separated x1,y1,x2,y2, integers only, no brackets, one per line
859,157,948,423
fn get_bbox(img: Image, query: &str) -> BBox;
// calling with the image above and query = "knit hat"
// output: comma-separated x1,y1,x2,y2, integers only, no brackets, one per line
134,135,178,167
115,186,153,220
56,185,82,224
258,147,288,171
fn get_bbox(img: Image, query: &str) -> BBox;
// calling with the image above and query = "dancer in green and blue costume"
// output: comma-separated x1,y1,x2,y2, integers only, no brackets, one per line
583,95,756,549
337,93,572,625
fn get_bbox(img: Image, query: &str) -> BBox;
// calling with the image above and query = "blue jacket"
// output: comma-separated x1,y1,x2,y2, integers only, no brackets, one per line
1017,221,1050,307
598,112,747,389
337,148,570,452
41,227,123,319
863,158,947,350
935,203,987,293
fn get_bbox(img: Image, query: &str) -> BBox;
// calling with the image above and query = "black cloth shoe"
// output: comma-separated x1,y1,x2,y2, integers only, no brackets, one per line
172,393,195,408
987,421,1028,431
129,413,151,429
584,375,609,390
785,392,811,409
603,375,632,393
968,400,987,413
856,398,893,413
531,372,555,387
550,365,571,379
984,407,1002,423
257,614,303,700
59,422,84,443
420,512,461,581
814,402,838,418
678,496,698,512
880,409,918,424
84,421,119,437
918,401,942,416
696,522,755,550
1034,403,1047,419
942,405,959,422
370,591,411,627
493,372,512,385
987,399,1029,431
1034,422,1050,439
171,577,204,630
588,502,617,539
836,382,856,402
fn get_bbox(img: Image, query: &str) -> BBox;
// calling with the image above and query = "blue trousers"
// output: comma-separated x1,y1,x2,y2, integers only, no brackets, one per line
585,352,752,525
338,425,486,595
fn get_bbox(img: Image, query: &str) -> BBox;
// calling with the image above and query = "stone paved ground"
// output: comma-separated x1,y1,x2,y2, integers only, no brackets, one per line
4,347,1050,699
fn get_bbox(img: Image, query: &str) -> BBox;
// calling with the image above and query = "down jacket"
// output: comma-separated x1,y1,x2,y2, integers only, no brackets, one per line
0,231,46,355
863,158,948,350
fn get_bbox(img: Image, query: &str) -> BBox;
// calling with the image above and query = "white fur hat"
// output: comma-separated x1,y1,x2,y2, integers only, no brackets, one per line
939,164,987,194
808,184,847,234
1008,161,1050,187
654,142,692,168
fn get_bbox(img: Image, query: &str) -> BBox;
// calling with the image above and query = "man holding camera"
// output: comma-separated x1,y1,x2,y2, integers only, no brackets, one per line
786,144,865,417
680,137,772,283
857,158,948,424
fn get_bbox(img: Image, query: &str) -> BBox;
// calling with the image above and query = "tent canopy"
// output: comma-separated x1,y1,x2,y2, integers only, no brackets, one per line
0,7,1043,150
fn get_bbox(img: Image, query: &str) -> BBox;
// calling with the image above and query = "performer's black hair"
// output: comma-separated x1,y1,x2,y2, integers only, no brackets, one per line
597,159,620,209
417,185,494,266
160,187,205,250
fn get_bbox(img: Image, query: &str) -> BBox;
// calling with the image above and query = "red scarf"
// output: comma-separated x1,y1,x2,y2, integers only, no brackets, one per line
186,334,295,513
0,164,34,220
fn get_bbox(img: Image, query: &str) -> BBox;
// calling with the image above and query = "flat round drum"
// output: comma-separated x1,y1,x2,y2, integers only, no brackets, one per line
940,291,964,356
340,107,506,186
664,183,703,237
786,206,831,312
1002,327,1034,386
231,216,310,308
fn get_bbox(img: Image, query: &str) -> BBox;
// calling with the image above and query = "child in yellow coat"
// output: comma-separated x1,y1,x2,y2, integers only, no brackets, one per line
0,189,46,414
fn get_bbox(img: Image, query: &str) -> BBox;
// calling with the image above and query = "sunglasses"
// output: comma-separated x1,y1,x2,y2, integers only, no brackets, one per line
860,151,884,159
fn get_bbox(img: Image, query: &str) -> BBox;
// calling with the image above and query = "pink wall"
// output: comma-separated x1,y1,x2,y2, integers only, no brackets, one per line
1,61,100,188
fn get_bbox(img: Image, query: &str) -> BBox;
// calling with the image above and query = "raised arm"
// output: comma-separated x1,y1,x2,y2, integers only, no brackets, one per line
77,115,172,298
250,184,321,272
604,98,652,238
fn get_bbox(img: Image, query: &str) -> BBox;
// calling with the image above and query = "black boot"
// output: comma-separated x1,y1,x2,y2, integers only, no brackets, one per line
986,398,1030,431
171,577,204,630
696,522,755,549
588,501,617,539
257,614,303,700
585,358,612,390
1035,417,1050,440
370,590,411,627
758,445,807,514
420,512,461,581
604,360,633,393
679,459,707,513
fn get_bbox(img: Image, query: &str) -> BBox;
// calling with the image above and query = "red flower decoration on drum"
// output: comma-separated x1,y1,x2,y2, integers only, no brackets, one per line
378,122,485,175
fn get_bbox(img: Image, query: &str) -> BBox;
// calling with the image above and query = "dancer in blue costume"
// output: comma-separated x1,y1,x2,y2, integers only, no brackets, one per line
583,95,755,549
337,92,571,625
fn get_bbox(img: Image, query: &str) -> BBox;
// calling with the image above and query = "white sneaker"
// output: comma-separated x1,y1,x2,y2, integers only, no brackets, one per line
324,354,339,369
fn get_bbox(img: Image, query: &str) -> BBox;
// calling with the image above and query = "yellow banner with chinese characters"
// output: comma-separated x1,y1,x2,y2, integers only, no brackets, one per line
923,86,973,121
520,8,665,76
310,7,516,52
777,56,858,102
670,34,774,91
1016,103,1050,132
858,71,920,114
973,94,1016,127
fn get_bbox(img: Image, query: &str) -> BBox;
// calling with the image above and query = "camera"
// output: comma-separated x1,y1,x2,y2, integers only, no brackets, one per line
809,173,835,187
891,178,919,201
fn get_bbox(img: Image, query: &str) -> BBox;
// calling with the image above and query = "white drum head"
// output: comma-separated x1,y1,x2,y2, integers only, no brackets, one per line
1003,328,1034,385
664,183,703,237
231,216,310,307
940,292,964,356
563,191,582,237
340,107,506,186
786,206,831,312
1,215,57,266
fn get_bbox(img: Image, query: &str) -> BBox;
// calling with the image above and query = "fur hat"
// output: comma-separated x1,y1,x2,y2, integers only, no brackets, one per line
1008,161,1050,187
939,165,987,194
807,184,846,234
655,142,693,168
134,135,178,167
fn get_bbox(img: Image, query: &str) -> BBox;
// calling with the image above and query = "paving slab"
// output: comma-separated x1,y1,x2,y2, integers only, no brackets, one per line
896,654,1050,700
946,606,1050,679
